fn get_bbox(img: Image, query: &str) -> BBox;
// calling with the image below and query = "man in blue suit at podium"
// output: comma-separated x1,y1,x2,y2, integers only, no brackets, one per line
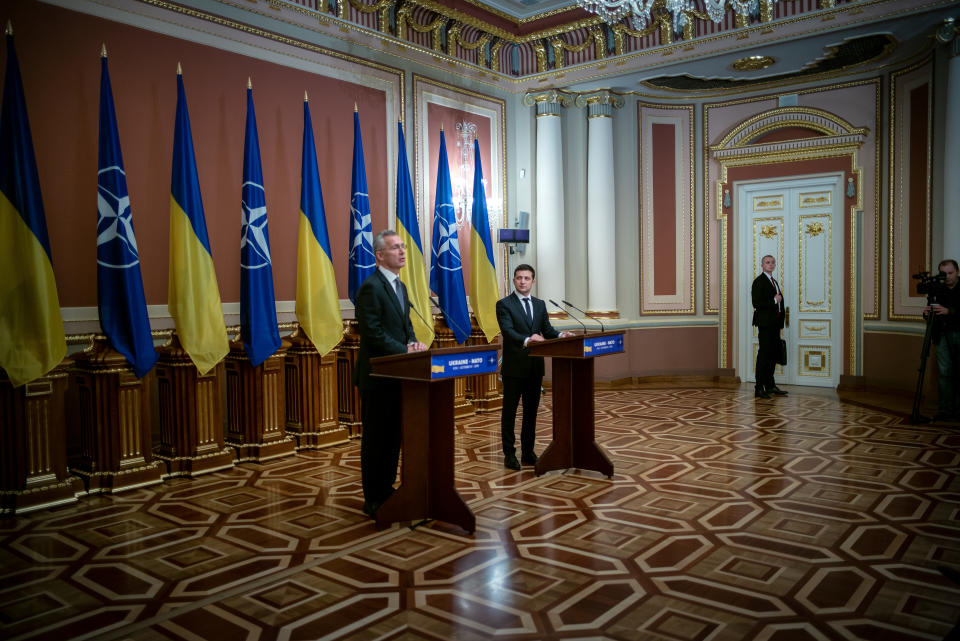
354,230,427,516
496,264,572,471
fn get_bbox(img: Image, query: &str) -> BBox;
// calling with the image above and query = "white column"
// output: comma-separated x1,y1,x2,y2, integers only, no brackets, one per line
943,31,960,262
525,91,569,307
580,92,623,315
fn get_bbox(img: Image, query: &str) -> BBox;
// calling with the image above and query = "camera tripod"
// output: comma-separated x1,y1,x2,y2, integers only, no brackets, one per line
910,302,937,424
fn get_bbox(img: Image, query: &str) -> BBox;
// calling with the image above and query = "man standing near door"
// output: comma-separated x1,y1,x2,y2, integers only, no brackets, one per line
752,254,788,399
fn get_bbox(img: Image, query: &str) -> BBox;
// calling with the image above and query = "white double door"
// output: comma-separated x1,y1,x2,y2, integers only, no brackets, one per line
738,174,843,388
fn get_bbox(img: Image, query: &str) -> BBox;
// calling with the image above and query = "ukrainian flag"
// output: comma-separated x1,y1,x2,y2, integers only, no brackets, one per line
0,31,66,387
396,122,434,347
296,94,343,356
469,139,499,342
168,68,228,375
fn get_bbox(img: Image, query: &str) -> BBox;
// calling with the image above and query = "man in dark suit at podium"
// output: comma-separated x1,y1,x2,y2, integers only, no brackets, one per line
497,264,572,470
752,254,787,399
354,230,427,516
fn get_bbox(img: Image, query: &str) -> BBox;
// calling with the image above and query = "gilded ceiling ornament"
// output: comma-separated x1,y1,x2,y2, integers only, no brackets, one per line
732,55,775,71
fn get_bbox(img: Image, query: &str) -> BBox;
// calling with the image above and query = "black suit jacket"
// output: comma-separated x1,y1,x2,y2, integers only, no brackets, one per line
353,270,416,391
496,293,560,379
751,273,784,329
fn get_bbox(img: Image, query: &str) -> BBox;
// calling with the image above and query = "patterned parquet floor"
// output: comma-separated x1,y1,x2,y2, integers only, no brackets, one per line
2,385,959,641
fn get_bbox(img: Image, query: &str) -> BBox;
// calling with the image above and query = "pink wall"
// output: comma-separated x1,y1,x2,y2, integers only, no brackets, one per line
2,0,391,307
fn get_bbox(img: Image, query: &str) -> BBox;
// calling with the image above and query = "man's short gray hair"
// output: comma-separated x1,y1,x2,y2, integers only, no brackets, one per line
373,229,399,252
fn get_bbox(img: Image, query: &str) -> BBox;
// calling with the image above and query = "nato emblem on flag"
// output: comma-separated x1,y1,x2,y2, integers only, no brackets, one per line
429,129,471,344
240,84,280,367
347,110,375,303
97,50,157,378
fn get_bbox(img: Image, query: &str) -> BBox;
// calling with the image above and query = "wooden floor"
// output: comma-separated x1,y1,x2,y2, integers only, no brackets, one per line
2,384,959,641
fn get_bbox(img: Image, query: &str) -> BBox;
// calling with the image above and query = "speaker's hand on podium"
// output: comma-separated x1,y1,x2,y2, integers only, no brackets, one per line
406,341,428,352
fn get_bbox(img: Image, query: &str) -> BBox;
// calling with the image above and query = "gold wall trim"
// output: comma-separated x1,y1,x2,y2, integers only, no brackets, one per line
887,56,934,322
637,102,696,315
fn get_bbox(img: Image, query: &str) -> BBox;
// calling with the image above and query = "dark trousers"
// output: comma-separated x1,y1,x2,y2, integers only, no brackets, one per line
501,375,542,457
360,381,402,505
935,330,960,415
755,325,779,391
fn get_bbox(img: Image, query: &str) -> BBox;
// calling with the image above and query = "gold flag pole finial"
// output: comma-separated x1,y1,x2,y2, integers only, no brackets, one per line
6,20,13,36
304,90,309,102
177,62,182,76
247,77,252,90
101,43,107,58
440,123,444,132
354,102,358,113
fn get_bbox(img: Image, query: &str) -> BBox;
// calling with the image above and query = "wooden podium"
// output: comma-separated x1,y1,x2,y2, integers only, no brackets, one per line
370,344,499,534
528,331,624,478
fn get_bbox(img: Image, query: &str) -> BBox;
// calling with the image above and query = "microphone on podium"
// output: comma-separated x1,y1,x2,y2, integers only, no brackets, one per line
550,299,586,335
430,295,471,340
561,299,605,332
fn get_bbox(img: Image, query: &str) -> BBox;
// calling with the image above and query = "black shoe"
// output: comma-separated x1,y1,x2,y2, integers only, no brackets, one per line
520,452,538,465
769,387,788,396
755,390,771,399
933,412,956,422
362,500,381,516
504,454,521,470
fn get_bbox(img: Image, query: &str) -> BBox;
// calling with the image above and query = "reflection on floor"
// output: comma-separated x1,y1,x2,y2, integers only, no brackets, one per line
2,385,959,641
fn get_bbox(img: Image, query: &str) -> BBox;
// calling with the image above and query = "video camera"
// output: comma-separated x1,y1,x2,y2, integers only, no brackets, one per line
913,270,947,301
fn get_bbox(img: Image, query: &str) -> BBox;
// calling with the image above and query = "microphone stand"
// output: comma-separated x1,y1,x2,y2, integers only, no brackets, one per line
562,299,605,332
550,299,586,334
430,295,472,343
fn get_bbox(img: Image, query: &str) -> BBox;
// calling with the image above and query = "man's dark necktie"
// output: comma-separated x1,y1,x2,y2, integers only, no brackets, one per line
394,278,403,306
523,297,533,324
772,278,781,316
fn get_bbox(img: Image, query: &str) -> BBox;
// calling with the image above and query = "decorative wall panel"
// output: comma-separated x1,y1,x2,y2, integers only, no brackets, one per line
414,76,507,294
888,60,934,320
638,103,694,314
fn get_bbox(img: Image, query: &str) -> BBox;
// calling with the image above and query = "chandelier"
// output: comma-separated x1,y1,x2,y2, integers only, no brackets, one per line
576,0,777,33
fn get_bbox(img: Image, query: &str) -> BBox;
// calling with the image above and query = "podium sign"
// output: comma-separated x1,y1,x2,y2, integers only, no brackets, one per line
583,334,624,356
370,344,498,533
431,351,498,379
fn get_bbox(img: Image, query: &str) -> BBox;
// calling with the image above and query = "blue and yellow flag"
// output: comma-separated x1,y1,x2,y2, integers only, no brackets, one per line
296,95,343,356
347,110,374,303
0,31,66,387
169,68,228,375
429,130,471,344
240,83,280,367
396,121,434,347
97,49,157,378
469,139,499,342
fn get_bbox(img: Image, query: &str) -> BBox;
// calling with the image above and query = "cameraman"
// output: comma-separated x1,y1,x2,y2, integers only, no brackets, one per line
924,259,960,421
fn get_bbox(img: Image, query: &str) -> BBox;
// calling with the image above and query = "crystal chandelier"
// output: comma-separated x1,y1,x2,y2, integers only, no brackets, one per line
576,0,775,33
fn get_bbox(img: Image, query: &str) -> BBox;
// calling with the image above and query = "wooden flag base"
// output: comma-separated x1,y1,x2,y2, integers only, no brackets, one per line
467,314,503,414
69,338,163,493
434,318,475,419
225,339,295,463
284,328,348,449
336,320,363,438
0,361,83,515
154,335,236,477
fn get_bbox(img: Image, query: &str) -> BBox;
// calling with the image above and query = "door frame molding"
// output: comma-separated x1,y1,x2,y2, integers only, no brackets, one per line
735,173,844,387
711,106,867,380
